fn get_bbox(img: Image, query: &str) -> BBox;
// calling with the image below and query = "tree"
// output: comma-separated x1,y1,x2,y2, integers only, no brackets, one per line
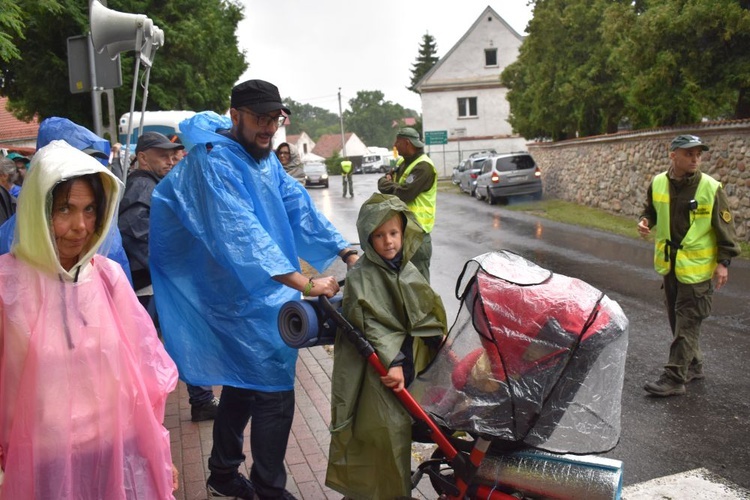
282,98,340,140
603,0,750,126
408,33,439,93
343,90,410,147
500,0,625,140
0,0,247,130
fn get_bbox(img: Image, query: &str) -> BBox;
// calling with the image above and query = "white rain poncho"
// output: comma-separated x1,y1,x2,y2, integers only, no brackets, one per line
150,112,349,390
0,141,178,499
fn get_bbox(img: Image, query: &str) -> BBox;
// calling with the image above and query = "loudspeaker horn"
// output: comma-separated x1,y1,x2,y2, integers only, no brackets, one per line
89,0,154,59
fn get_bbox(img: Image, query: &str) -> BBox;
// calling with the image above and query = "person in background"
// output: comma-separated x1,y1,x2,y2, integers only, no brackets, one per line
5,153,29,197
340,158,353,198
638,134,740,397
149,79,358,500
378,127,437,282
118,132,218,422
0,140,178,498
276,142,305,183
326,193,446,498
0,158,17,224
0,117,133,284
167,134,186,162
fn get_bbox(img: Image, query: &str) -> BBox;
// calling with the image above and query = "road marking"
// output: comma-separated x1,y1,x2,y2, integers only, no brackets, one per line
623,468,750,499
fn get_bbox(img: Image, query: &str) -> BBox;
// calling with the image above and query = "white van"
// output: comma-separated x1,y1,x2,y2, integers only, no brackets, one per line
118,110,196,148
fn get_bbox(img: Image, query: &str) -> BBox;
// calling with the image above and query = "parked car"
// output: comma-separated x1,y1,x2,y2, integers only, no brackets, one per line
457,153,494,196
474,152,542,204
304,162,329,188
451,163,464,184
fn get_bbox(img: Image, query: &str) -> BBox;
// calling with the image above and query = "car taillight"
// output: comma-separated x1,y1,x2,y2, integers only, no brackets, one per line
534,167,541,178
491,173,500,183
470,173,478,179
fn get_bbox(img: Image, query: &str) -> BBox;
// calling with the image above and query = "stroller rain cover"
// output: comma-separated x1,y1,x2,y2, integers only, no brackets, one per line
410,251,629,454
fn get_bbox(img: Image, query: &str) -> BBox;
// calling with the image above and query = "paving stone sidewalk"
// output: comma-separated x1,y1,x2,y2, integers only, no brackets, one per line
165,345,436,500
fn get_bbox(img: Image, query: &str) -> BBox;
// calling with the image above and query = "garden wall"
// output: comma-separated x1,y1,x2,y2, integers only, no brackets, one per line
528,121,750,241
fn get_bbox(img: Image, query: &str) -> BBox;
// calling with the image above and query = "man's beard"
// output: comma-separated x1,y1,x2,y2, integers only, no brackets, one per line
235,117,272,161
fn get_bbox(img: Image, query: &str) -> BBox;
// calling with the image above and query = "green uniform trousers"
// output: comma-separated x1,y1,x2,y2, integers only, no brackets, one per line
663,271,713,382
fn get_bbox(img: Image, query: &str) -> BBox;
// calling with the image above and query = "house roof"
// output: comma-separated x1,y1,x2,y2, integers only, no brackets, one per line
392,117,417,128
415,6,523,92
313,133,352,158
0,96,40,145
286,134,300,144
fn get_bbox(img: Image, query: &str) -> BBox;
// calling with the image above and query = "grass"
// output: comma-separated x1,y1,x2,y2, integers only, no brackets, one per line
438,179,750,259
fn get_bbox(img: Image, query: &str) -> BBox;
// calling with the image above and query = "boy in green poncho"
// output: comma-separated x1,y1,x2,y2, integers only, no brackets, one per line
326,193,447,499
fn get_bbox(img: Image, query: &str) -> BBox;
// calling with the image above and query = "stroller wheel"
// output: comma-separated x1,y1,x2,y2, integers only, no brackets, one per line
426,448,457,496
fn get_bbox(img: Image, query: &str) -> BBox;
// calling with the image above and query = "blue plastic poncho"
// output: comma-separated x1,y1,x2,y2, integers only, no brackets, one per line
150,111,349,390
0,118,132,284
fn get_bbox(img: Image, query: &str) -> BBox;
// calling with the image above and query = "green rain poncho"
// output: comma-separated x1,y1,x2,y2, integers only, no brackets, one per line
326,193,447,499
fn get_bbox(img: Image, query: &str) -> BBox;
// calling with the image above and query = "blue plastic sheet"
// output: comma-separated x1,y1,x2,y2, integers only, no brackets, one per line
150,111,349,390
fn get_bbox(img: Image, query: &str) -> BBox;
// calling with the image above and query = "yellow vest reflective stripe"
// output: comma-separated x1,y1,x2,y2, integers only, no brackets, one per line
397,154,437,233
341,160,352,174
652,172,720,283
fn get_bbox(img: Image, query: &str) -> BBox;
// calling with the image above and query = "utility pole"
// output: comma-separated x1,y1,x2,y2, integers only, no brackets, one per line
338,87,347,158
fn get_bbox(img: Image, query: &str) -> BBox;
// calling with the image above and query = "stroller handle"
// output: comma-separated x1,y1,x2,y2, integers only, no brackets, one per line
318,295,520,500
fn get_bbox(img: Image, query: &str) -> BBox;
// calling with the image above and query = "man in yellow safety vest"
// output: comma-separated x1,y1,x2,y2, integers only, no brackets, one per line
638,134,740,397
341,159,353,198
377,127,437,281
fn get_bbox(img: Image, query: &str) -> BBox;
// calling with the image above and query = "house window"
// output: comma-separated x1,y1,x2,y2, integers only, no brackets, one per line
485,48,498,67
458,97,478,118
303,144,308,154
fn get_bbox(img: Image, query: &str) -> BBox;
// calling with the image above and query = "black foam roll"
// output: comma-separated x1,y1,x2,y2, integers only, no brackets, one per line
278,299,320,348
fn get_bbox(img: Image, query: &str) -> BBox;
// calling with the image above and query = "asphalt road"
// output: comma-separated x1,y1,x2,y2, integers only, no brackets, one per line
305,173,750,492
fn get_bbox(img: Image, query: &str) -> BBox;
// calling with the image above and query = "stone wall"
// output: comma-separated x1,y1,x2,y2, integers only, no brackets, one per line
528,122,750,241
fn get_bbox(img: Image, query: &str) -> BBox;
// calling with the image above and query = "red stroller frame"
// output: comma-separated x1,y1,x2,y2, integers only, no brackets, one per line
318,294,515,500
283,251,629,499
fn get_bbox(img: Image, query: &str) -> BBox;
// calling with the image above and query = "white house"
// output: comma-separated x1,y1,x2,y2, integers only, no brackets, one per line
416,6,527,175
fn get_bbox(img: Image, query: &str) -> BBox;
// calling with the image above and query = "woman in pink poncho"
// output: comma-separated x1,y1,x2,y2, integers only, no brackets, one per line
0,141,178,499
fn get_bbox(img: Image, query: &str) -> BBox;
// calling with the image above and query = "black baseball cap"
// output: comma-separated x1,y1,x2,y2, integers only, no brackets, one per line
231,79,291,115
135,131,185,155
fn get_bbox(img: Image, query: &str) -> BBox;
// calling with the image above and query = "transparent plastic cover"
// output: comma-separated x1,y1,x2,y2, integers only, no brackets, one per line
410,251,629,454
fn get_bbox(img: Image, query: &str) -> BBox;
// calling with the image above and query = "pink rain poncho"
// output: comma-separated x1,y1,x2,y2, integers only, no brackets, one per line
0,141,178,499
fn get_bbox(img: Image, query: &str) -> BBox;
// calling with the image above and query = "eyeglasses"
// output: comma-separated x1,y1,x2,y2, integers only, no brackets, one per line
237,108,286,128
278,151,290,156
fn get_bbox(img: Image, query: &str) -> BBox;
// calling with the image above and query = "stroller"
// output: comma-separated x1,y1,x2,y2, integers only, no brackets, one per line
279,251,629,499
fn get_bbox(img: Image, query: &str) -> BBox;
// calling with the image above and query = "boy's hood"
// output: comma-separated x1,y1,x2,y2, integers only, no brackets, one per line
12,140,122,279
357,193,423,268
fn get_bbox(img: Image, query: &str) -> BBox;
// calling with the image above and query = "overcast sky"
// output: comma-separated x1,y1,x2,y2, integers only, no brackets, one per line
236,1,534,115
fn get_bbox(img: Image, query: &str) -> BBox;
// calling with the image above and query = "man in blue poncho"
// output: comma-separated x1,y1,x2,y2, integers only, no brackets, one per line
150,80,359,500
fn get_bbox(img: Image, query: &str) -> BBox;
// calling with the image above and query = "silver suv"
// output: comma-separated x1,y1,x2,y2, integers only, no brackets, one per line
474,152,542,204
457,150,496,196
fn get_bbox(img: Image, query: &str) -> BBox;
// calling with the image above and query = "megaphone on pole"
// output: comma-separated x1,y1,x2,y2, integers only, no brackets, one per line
88,0,166,184
89,0,155,60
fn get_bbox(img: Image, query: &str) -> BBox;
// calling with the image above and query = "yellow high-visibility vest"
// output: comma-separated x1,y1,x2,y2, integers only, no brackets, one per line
652,172,720,283
396,154,437,233
341,160,352,174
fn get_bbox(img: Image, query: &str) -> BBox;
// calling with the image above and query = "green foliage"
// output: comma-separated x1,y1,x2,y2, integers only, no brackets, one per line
502,0,750,139
603,0,750,127
325,150,342,175
344,90,411,147
0,0,247,129
282,98,340,139
408,33,439,93
501,0,625,140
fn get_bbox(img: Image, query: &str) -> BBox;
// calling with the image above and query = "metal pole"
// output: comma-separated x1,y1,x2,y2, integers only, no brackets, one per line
338,87,347,158
87,34,103,137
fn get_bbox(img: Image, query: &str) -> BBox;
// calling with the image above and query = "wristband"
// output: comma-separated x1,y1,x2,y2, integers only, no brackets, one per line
341,249,358,263
718,259,730,268
302,278,315,297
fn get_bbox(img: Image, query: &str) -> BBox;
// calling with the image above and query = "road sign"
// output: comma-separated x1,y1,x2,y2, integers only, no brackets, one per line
67,35,122,94
425,130,448,146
